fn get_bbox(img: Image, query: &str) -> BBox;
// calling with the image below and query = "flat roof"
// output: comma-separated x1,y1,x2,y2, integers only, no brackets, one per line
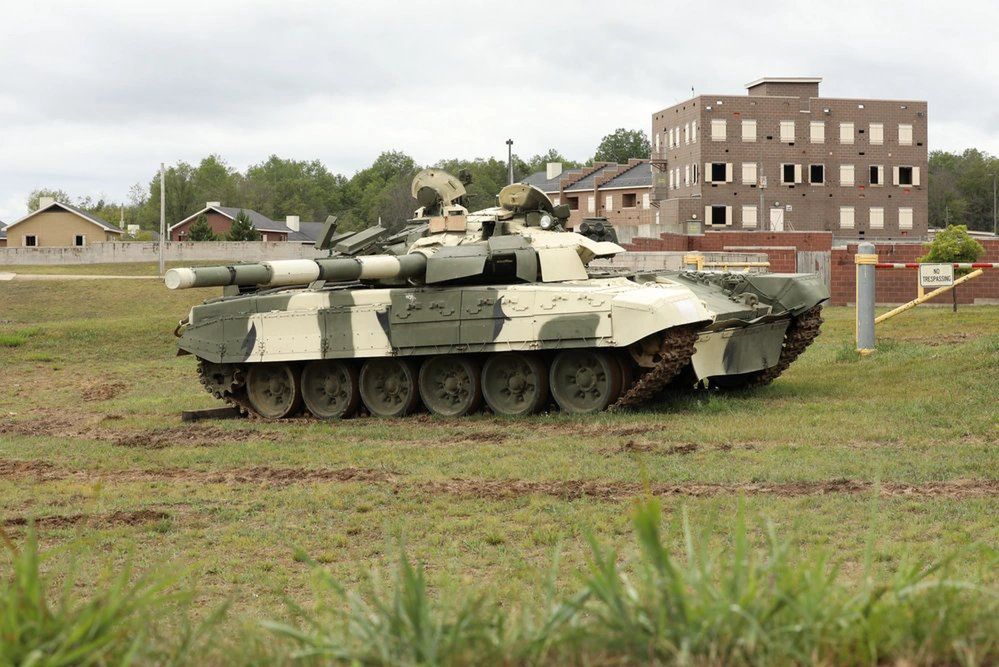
745,77,822,88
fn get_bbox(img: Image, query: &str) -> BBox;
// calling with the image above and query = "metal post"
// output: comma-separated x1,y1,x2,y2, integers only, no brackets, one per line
506,139,514,185
993,173,996,236
855,242,877,354
159,163,166,276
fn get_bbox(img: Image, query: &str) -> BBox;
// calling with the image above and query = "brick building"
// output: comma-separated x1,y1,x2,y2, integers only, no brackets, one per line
521,159,654,243
651,77,928,240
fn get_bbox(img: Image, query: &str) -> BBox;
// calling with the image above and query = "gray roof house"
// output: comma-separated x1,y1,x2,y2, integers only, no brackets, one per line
169,203,323,244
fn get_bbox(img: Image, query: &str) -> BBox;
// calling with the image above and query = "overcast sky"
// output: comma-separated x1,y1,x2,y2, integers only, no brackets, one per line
1,0,996,222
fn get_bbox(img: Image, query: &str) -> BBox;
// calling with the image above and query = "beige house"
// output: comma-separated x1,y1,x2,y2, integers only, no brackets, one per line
4,198,123,247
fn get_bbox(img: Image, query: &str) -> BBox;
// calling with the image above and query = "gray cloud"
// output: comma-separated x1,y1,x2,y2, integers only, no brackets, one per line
1,0,996,221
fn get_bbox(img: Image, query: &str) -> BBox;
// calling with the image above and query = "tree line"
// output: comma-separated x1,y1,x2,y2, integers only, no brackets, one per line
25,129,651,234
928,149,998,233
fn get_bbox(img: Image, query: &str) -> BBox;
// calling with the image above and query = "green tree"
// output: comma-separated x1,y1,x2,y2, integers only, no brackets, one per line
187,214,218,241
593,129,651,164
519,149,583,177
919,224,985,267
226,210,260,241
26,188,71,211
928,149,999,232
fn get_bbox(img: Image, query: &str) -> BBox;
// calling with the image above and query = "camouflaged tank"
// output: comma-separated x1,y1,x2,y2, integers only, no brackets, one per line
166,170,828,419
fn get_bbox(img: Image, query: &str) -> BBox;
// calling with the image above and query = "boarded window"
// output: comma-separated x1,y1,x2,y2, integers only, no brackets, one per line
870,165,884,186
605,195,613,210
642,193,650,209
684,164,690,186
898,124,913,146
839,122,854,144
553,197,560,206
587,196,595,213
685,122,691,144
839,206,855,229
899,207,913,230
741,162,757,185
840,164,855,187
809,164,825,184
780,120,795,142
691,121,697,142
810,121,825,143
692,163,699,184
622,193,637,208
742,205,758,228
742,119,756,142
869,207,884,229
869,123,884,145
669,170,674,188
711,119,727,141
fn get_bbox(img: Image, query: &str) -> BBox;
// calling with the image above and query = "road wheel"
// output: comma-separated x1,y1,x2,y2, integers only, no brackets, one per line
301,360,360,419
549,349,622,414
418,356,482,417
245,363,302,419
359,358,420,417
481,353,548,416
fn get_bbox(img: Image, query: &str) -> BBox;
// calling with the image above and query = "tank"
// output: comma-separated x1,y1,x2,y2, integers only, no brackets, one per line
166,170,828,418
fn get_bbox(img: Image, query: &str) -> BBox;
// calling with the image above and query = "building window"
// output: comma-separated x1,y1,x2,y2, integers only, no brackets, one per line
553,197,560,206
587,196,595,213
781,163,801,185
708,162,730,183
73,234,86,246
741,119,757,142
567,196,579,210
840,122,854,144
839,206,855,229
24,235,38,247
898,123,913,146
741,162,758,185
684,164,690,186
780,120,795,143
692,163,699,184
870,165,884,186
691,120,697,142
899,207,914,230
869,123,884,145
685,122,691,145
869,207,884,230
654,133,660,152
840,164,855,187
711,119,727,141
742,205,758,229
605,194,613,210
622,193,636,208
809,164,825,185
810,121,825,143
706,205,731,226
642,193,650,209
669,170,674,189
895,166,919,186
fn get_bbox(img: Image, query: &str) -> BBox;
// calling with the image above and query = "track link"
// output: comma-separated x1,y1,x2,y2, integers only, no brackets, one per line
197,360,258,418
610,325,700,411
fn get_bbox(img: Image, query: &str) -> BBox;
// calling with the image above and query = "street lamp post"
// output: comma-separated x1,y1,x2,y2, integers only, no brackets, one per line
159,163,166,276
992,172,996,236
506,139,514,185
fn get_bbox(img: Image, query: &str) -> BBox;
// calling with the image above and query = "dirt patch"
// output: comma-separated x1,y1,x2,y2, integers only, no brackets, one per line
82,381,128,402
109,425,279,449
602,440,699,456
3,509,170,529
415,477,999,501
0,459,65,482
884,333,982,347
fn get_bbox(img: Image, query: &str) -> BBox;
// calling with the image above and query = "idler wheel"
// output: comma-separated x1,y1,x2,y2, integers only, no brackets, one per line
481,353,548,416
359,358,420,418
549,350,622,414
418,356,482,417
245,363,302,419
301,360,360,419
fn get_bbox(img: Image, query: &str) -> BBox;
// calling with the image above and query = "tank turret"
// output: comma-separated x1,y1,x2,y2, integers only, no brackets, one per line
168,170,827,419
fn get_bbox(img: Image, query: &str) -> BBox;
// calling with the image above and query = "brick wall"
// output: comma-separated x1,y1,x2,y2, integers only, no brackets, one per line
625,230,999,305
831,239,999,305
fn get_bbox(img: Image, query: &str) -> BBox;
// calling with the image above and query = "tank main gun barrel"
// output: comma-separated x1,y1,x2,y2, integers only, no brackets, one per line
164,254,428,290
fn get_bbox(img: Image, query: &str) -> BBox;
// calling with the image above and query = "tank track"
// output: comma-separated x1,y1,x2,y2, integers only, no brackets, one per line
610,325,700,411
716,305,824,390
197,360,257,418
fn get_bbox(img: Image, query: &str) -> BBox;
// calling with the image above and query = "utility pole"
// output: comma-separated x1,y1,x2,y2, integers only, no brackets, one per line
993,172,996,236
159,163,166,276
506,139,514,185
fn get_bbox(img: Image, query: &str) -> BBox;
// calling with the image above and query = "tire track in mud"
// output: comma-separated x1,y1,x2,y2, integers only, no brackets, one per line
1,459,995,500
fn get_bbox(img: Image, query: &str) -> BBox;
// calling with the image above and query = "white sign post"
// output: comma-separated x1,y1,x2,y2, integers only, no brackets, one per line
918,263,954,288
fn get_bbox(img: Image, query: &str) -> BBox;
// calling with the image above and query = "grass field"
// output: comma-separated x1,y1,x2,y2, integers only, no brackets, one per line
0,267,996,663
